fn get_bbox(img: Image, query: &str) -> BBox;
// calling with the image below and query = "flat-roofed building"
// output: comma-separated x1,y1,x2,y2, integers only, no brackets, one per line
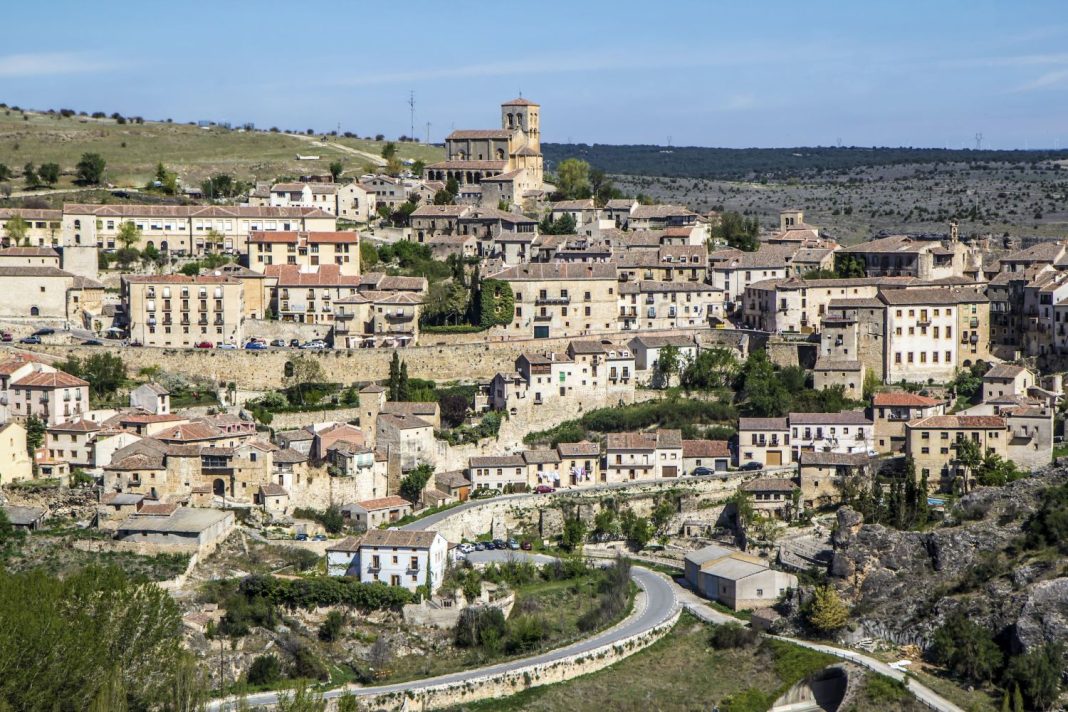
122,274,244,347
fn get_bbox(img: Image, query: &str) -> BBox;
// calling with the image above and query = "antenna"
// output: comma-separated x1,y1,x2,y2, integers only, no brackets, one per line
408,90,415,141
667,135,673,148
425,121,431,145
974,132,983,150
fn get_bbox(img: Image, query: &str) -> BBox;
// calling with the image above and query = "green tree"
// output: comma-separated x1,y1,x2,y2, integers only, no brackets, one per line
928,612,1003,683
116,221,142,251
328,160,344,182
806,585,850,635
444,176,459,198
0,566,185,710
422,281,470,325
953,437,982,494
22,162,38,188
712,211,760,251
152,162,178,195
679,347,739,390
37,162,60,186
275,682,326,712
400,464,434,504
387,352,402,401
835,253,866,278
204,228,225,253
538,212,577,235
655,344,681,388
3,215,29,246
381,142,397,160
0,508,26,559
283,356,326,406
24,415,45,454
75,152,107,185
398,361,410,401
1003,643,1063,711
0,163,11,182
246,654,282,686
317,610,345,642
360,241,379,270
554,158,591,199
561,515,587,552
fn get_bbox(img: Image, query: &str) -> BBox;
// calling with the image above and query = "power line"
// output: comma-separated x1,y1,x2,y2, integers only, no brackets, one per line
408,90,415,141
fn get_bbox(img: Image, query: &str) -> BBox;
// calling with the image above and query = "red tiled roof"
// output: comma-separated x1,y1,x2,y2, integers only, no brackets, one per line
872,392,942,408
682,439,730,458
355,496,411,511
249,230,358,244
13,370,88,388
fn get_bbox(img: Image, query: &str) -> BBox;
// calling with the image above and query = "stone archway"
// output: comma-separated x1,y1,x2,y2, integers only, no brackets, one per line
212,478,226,496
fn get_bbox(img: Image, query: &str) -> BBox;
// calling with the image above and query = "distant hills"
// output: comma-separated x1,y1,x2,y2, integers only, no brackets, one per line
541,143,1068,180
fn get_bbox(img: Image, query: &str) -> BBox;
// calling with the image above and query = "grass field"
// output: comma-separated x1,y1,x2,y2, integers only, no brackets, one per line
0,108,443,190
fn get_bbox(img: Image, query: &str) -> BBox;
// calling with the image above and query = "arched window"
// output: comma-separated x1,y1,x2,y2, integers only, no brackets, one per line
160,241,169,252
73,219,81,229
496,148,505,160
29,306,40,317
506,113,513,128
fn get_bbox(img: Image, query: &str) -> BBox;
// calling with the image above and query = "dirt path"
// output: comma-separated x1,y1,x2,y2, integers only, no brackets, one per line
284,133,386,166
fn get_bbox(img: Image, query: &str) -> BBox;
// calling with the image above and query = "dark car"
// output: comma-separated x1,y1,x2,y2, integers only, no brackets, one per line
0,332,12,342
520,541,533,551
739,461,764,471
33,328,55,337
692,466,716,477
294,532,308,541
492,539,506,550
289,339,301,348
533,485,556,494
244,341,268,350
128,340,143,347
81,339,103,346
19,335,41,345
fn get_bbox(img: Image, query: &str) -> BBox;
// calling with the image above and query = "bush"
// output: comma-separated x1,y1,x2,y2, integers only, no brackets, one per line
238,575,413,611
318,610,345,642
709,622,758,649
290,644,329,681
247,654,282,686
505,615,550,653
927,612,1003,683
454,607,507,649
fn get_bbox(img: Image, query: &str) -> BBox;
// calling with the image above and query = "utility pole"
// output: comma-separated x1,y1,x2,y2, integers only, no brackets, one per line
408,90,415,141
426,121,431,145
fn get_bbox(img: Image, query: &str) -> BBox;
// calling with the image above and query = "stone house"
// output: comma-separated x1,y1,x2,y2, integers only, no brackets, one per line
489,262,619,340
130,383,170,415
342,496,413,530
604,429,683,483
248,230,360,276
556,441,602,487
737,417,791,467
797,451,872,508
114,507,235,556
682,439,731,474
812,359,865,401
122,274,244,348
741,478,799,518
327,529,448,594
982,364,1035,403
468,455,527,492
523,449,562,488
255,483,290,516
905,415,1009,492
684,544,798,611
375,414,434,472
870,391,945,454
627,334,699,373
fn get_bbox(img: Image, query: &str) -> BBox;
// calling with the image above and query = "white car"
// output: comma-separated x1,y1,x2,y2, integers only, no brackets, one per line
300,340,327,350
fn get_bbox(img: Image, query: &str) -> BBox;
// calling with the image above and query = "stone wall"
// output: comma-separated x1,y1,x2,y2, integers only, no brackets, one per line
12,326,752,391
244,319,333,343
269,407,362,430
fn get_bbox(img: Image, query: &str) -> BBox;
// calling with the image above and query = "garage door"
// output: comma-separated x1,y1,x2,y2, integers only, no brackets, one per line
767,451,782,466
534,326,550,339
662,466,678,478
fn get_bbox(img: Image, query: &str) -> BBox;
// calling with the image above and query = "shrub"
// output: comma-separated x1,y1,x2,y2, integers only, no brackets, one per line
318,610,345,642
928,612,1003,683
709,622,758,649
454,607,507,649
247,654,282,686
290,644,329,681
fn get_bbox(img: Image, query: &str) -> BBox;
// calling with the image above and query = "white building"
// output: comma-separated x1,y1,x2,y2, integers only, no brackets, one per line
326,529,448,594
789,411,874,457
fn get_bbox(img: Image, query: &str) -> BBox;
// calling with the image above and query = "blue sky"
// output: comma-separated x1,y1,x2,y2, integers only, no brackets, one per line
3,0,1068,148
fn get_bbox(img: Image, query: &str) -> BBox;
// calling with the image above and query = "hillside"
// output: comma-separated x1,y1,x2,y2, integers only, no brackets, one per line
0,106,443,191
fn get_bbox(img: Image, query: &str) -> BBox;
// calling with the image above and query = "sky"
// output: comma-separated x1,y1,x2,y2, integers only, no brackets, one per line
3,0,1068,149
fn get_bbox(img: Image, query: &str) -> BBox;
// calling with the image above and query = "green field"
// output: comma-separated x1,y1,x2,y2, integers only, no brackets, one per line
0,107,443,190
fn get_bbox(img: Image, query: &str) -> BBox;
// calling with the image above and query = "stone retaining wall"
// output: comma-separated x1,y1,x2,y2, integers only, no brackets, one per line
335,596,682,711
10,326,751,391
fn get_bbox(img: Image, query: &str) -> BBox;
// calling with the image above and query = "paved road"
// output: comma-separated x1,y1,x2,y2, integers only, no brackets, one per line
207,555,678,710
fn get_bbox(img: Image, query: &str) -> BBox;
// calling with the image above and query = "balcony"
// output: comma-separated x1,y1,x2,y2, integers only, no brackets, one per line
533,313,553,322
385,311,414,322
535,295,570,305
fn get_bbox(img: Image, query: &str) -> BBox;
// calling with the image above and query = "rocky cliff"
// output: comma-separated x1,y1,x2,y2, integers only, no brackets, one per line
824,470,1067,657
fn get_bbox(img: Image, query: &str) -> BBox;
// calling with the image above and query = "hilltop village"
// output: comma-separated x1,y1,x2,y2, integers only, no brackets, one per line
0,99,1065,711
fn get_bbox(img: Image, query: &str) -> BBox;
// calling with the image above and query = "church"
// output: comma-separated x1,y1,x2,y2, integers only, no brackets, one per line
423,98,547,209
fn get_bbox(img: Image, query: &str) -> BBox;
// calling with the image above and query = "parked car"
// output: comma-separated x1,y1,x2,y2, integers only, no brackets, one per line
218,343,237,350
533,485,556,494
19,335,40,345
520,541,533,551
692,466,716,477
474,542,486,552
289,339,301,348
270,339,286,348
249,337,267,345
312,534,326,542
471,488,501,500
739,461,764,471
294,532,308,541
33,328,55,337
492,539,506,550
0,332,12,342
507,539,519,550
300,340,327,350
81,339,103,346
194,341,214,349
244,341,268,350
127,340,143,347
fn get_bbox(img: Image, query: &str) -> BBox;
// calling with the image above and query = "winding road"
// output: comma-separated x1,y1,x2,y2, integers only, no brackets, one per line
207,488,964,712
